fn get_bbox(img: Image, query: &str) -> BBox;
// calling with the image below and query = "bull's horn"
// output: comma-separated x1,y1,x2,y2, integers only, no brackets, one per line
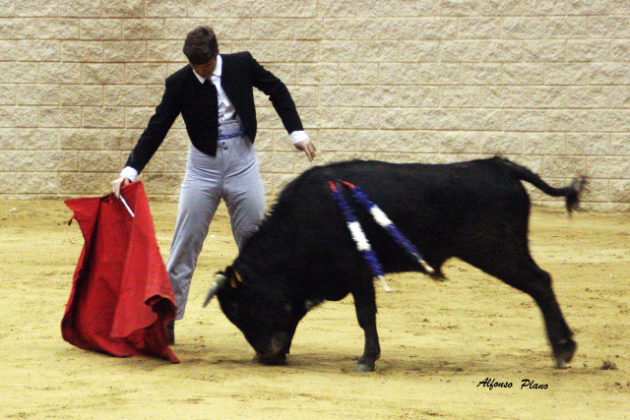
203,273,228,307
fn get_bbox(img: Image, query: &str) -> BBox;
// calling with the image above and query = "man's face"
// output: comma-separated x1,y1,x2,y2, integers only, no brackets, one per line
190,57,217,79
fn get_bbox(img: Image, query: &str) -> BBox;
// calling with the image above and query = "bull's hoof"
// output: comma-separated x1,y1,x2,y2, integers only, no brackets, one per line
254,352,287,366
553,339,577,369
355,362,375,372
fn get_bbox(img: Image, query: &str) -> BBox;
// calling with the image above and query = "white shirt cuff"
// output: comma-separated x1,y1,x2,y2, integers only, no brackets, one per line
289,130,309,145
120,166,138,182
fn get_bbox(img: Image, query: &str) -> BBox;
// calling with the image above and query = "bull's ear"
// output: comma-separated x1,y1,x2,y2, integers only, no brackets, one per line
225,265,244,288
202,271,229,307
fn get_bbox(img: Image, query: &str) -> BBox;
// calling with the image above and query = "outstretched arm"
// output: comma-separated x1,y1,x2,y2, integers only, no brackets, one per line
249,52,316,161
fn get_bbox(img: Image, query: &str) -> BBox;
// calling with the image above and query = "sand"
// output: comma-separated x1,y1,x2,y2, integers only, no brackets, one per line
0,199,628,419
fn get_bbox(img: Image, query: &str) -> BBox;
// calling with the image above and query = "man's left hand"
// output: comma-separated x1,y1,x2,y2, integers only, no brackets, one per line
295,139,316,162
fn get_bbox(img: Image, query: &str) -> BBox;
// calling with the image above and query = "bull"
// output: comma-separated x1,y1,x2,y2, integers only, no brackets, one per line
204,157,586,372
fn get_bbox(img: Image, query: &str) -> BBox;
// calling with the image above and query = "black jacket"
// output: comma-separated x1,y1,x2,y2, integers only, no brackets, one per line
125,51,304,173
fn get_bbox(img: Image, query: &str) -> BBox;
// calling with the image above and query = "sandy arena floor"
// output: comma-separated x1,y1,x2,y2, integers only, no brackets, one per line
0,199,628,419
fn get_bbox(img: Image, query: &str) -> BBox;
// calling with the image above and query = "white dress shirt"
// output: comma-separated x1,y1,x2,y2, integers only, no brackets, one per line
193,54,238,124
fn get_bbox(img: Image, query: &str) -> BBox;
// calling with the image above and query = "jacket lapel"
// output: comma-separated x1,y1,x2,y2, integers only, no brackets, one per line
219,54,236,102
182,65,200,101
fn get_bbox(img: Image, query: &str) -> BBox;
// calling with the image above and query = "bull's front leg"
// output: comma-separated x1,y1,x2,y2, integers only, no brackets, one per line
352,284,380,372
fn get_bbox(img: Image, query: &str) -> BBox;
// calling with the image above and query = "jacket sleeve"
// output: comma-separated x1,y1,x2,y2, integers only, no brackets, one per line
124,77,182,174
247,51,304,134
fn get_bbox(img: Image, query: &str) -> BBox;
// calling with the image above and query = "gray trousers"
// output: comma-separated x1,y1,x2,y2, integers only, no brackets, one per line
167,135,266,320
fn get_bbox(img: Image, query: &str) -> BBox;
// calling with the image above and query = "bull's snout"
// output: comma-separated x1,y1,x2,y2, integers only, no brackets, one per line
254,332,288,365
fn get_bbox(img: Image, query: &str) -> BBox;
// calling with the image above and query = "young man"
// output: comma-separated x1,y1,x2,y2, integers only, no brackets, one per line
111,26,316,344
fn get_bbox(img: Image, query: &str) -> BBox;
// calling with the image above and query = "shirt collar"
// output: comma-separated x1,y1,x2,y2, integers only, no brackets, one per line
213,54,223,78
192,54,222,84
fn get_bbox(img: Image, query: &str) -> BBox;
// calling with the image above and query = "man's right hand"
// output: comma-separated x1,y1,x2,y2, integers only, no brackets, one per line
111,177,130,198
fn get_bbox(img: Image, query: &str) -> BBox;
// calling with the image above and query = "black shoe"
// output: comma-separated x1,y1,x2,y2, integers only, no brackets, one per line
166,320,175,345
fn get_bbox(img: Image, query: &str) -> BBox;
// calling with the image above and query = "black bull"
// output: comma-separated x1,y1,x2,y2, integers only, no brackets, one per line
204,157,586,372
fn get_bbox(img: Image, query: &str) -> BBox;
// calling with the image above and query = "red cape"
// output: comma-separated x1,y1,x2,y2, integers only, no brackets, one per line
62,182,179,363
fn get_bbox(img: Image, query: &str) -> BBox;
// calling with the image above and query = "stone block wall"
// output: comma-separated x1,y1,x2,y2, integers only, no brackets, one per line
0,0,629,210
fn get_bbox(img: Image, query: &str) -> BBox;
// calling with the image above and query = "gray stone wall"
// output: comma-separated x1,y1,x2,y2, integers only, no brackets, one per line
0,0,629,210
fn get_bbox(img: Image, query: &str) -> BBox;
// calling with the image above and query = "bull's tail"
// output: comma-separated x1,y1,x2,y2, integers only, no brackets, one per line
498,157,588,213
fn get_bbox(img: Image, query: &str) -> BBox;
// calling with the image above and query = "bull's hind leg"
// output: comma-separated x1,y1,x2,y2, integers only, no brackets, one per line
531,272,577,368
463,250,576,368
352,282,381,372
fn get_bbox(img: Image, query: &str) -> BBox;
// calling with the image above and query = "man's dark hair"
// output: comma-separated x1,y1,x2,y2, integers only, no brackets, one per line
183,26,219,65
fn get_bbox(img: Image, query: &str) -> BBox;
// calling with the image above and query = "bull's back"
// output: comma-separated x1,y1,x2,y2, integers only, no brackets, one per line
273,158,530,276
294,158,529,222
